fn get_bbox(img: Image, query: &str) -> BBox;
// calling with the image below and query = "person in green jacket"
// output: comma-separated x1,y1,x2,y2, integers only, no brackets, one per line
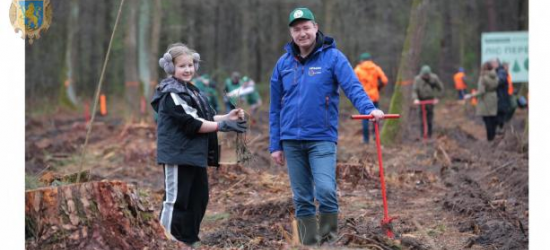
194,74,220,113
225,75,263,126
412,65,445,138
241,76,262,125
223,71,243,112
465,62,499,141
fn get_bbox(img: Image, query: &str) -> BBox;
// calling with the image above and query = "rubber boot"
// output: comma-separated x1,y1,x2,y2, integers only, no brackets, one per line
319,212,338,244
297,216,320,246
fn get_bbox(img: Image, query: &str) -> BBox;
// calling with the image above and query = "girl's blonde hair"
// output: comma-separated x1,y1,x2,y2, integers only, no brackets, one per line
159,43,201,75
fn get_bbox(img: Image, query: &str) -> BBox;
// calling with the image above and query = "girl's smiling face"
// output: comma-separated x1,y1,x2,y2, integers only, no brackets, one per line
174,54,195,82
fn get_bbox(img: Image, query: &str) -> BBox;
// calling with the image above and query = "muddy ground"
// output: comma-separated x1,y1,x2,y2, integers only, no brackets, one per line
25,100,528,249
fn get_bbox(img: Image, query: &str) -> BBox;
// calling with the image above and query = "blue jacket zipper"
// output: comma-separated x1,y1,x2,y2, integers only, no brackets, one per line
325,96,329,128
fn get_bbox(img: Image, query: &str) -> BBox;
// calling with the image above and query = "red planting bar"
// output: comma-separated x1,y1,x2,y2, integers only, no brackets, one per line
417,99,437,105
350,113,400,238
414,99,437,140
350,114,401,120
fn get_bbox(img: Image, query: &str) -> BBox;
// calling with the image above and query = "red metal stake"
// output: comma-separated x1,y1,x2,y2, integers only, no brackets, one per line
351,114,401,119
421,104,428,140
415,99,437,141
374,121,396,238
351,114,400,238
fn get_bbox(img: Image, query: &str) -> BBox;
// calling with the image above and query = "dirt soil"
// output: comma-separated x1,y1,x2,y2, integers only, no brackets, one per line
25,101,528,249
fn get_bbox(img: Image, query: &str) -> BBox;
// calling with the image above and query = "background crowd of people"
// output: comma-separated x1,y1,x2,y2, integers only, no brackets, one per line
191,71,263,128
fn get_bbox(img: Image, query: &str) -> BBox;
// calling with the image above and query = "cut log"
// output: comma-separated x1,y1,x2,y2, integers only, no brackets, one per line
25,181,165,250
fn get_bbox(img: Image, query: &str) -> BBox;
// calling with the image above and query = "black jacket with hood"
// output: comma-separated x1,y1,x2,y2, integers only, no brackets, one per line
151,77,219,167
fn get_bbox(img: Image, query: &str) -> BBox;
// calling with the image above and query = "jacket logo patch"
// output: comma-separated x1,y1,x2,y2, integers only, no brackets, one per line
308,67,322,76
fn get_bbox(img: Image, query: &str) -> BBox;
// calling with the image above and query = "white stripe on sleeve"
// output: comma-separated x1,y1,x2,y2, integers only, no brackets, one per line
170,93,205,122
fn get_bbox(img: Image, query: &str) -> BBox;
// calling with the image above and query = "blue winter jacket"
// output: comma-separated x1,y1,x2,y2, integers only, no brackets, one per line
269,35,377,153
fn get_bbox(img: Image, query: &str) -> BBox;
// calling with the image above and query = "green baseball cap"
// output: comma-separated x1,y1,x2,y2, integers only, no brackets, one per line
359,53,372,61
289,8,315,26
420,65,432,75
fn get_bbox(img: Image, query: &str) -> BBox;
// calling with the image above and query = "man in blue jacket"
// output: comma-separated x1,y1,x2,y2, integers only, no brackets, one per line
269,7,385,246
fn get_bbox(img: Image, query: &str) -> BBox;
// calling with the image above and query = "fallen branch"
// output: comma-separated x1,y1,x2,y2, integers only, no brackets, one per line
277,224,292,244
437,144,452,167
364,244,385,250
291,218,299,245
475,160,514,182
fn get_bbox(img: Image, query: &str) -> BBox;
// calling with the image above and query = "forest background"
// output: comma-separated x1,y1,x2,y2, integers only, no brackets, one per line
25,0,528,118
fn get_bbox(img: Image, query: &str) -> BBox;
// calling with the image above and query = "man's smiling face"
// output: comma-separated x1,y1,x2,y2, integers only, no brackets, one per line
290,20,318,51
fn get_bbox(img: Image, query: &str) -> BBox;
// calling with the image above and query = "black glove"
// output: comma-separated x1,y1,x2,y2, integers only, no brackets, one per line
218,120,247,133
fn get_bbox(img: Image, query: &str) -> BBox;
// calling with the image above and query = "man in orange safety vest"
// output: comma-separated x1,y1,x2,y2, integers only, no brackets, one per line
453,67,467,100
354,52,388,143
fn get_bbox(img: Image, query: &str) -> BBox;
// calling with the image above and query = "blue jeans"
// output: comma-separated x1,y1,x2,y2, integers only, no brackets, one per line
457,90,466,100
282,140,338,218
362,101,379,143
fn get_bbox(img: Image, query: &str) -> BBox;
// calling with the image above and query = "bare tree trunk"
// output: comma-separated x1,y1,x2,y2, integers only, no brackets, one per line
240,0,251,74
457,1,465,68
250,0,262,82
137,0,153,121
518,0,528,30
138,0,151,99
439,0,454,87
149,0,162,99
124,0,139,122
213,2,220,77
62,0,79,107
323,0,336,34
485,0,498,31
381,0,430,145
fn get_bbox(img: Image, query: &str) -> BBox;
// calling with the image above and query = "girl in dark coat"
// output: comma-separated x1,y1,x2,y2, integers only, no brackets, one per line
151,43,247,247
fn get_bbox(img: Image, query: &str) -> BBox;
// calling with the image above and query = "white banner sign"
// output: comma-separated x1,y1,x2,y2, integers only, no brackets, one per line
481,31,528,83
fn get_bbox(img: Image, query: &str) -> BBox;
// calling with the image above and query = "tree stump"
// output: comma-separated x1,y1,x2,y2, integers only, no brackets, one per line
25,181,165,250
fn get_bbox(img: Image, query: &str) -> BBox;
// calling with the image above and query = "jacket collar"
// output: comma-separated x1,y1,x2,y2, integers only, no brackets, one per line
157,77,192,94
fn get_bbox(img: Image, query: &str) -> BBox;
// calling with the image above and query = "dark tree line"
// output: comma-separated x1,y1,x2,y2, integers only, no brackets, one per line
25,0,528,111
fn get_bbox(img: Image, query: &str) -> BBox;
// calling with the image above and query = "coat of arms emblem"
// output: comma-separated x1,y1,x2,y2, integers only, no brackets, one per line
9,0,53,44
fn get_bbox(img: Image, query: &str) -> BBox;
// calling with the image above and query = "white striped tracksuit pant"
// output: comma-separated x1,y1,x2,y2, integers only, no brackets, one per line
160,164,209,244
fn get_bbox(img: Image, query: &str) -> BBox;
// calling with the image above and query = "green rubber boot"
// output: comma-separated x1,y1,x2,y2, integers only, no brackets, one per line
297,216,320,246
319,212,338,243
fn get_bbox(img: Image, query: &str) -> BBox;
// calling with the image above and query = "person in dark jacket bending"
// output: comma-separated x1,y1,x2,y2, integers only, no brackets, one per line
151,43,247,247
412,65,445,138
